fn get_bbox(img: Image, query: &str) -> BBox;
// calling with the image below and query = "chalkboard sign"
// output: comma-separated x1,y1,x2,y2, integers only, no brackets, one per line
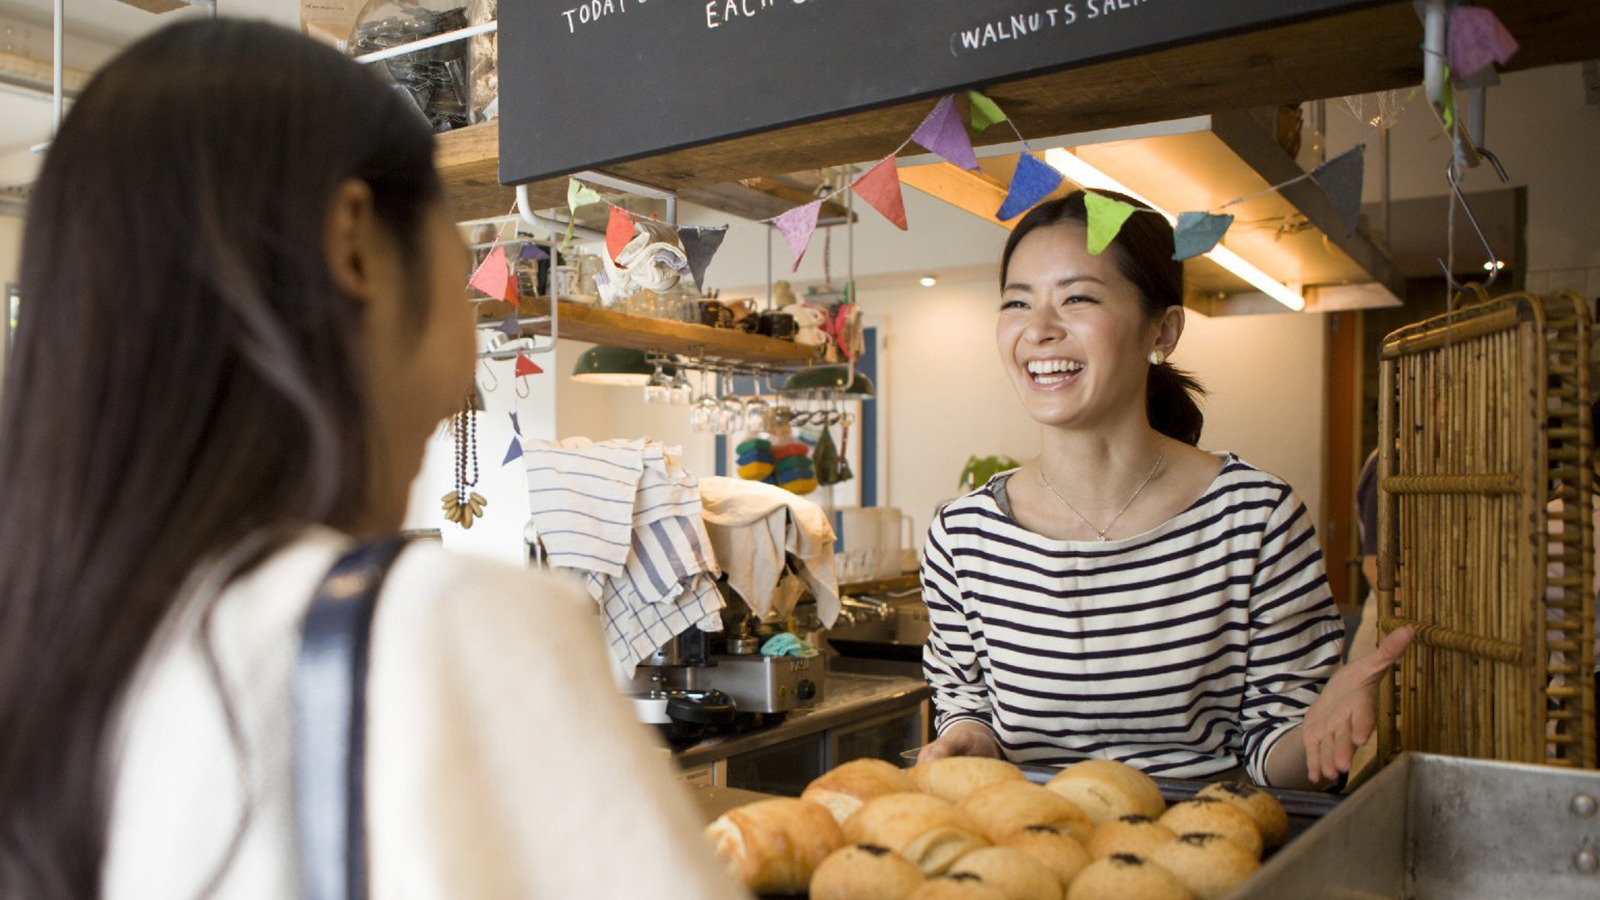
499,0,1378,186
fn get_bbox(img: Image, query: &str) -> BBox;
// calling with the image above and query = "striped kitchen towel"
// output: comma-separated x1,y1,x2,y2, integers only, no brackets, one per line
524,438,646,578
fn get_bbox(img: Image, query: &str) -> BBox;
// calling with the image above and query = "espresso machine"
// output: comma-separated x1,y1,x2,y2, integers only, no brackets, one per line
623,583,824,745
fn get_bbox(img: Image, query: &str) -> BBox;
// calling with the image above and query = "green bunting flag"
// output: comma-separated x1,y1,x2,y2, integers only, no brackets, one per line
967,91,1008,133
1084,192,1137,255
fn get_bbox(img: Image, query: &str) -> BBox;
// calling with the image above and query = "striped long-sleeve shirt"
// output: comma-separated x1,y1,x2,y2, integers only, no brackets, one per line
921,455,1344,785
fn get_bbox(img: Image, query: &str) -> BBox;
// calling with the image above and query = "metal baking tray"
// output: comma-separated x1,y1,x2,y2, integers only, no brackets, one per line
1232,753,1600,899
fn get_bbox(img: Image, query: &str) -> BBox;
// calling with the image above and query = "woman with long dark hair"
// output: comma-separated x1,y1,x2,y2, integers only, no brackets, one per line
917,191,1413,788
0,20,746,900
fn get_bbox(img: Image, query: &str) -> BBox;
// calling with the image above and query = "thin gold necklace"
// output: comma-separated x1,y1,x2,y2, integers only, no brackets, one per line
1038,449,1165,542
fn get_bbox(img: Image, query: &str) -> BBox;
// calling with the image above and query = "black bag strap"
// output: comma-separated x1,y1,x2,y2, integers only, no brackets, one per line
293,536,410,900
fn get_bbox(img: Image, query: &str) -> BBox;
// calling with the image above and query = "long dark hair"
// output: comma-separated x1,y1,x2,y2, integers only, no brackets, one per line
0,20,440,898
1000,190,1206,445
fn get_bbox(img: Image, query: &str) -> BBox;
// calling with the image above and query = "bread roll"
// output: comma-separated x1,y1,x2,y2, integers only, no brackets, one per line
906,875,1009,900
703,797,843,893
1084,815,1176,860
845,792,992,876
960,781,1091,844
910,757,1028,805
1195,782,1289,849
1148,833,1261,900
1157,799,1263,858
1043,775,1140,826
1046,760,1166,820
810,843,926,900
999,826,1092,888
1064,855,1194,900
805,758,920,824
947,847,1064,900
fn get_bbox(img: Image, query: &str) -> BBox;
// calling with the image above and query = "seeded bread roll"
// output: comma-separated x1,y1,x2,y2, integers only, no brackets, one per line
1064,854,1195,900
906,874,1009,900
1045,760,1166,822
910,757,1028,805
1148,833,1261,900
1157,799,1263,858
999,826,1093,889
810,843,927,900
1195,782,1289,849
703,797,843,893
1084,815,1177,860
805,759,921,824
845,792,993,876
947,846,1064,900
959,781,1092,844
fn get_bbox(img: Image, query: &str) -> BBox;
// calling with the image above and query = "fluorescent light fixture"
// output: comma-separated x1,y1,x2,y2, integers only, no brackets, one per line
920,276,938,288
1041,148,1306,311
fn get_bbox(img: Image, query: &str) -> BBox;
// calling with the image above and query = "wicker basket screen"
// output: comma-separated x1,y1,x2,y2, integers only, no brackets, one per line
1376,290,1595,768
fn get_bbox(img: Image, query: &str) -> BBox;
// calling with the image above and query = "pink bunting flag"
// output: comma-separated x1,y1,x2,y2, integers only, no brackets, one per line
851,155,908,230
1449,7,1518,80
773,200,822,272
514,353,543,378
605,206,635,263
911,95,979,172
468,245,513,301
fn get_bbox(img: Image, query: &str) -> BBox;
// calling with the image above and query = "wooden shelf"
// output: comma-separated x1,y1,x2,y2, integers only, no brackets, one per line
486,298,822,367
433,2,1600,223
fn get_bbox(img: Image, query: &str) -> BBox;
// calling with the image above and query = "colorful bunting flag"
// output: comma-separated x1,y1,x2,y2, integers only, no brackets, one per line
497,312,521,338
996,153,1063,221
502,436,523,466
519,242,549,261
606,206,635,263
678,226,728,289
567,178,601,213
967,90,1007,133
468,246,513,301
1172,211,1235,261
1312,146,1365,235
850,154,908,231
1084,192,1137,255
515,353,543,378
510,412,521,436
773,200,822,272
1449,7,1518,80
911,95,979,172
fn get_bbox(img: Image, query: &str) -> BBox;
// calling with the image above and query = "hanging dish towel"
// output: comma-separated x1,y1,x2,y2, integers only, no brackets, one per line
523,437,645,578
699,476,840,627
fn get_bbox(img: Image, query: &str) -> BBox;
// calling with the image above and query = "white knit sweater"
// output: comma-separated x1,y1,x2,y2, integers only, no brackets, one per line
102,528,749,900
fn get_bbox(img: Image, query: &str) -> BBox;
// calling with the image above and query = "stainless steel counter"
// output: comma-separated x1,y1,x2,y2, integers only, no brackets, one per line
675,671,930,770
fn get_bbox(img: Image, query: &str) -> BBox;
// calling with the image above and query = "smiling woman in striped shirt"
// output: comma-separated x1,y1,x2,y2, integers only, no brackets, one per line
917,191,1414,789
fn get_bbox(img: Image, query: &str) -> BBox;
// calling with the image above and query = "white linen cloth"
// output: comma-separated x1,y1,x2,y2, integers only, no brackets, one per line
598,219,689,303
698,476,840,627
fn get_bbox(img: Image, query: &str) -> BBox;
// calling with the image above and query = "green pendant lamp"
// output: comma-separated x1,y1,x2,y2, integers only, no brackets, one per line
781,365,875,397
570,346,657,386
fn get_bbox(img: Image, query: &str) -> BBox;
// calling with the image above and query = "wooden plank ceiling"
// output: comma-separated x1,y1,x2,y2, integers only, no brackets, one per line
439,0,1600,221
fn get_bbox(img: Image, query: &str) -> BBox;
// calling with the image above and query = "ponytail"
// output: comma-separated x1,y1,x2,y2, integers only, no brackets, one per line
1147,362,1205,446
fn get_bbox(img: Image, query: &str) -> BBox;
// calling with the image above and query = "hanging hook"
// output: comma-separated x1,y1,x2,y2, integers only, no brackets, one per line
515,375,531,399
1437,156,1504,294
478,358,499,391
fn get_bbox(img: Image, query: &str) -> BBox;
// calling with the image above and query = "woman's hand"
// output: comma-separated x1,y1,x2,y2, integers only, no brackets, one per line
917,720,1002,763
1301,626,1415,783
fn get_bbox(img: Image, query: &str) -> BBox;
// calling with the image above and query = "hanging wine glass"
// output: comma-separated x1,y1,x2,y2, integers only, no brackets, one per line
669,365,695,406
744,373,772,434
717,371,746,435
643,360,671,405
690,369,720,433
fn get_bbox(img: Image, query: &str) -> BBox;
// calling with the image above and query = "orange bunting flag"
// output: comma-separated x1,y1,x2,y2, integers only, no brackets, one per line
606,206,635,263
515,353,543,378
468,245,513,301
851,154,908,231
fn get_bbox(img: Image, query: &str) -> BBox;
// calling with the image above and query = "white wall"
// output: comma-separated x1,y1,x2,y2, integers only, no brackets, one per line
1326,63,1600,294
851,272,1327,547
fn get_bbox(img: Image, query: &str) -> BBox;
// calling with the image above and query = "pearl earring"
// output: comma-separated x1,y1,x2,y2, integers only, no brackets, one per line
1149,349,1166,366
